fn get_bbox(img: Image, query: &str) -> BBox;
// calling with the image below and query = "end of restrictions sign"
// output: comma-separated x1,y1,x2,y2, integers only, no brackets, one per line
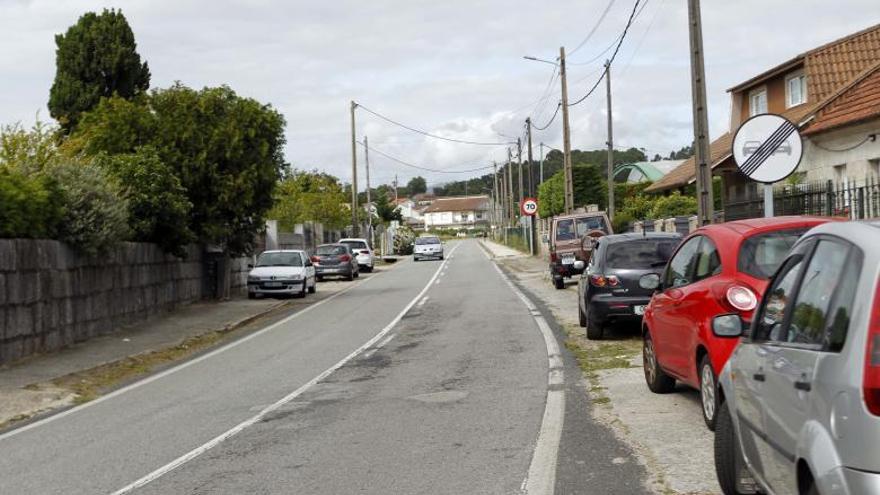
731,114,803,184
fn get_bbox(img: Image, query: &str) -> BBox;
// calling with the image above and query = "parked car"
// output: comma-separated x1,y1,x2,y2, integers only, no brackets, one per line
247,250,316,299
575,233,681,340
547,211,613,290
714,220,880,495
414,235,444,261
312,243,359,281
339,238,375,272
639,216,833,430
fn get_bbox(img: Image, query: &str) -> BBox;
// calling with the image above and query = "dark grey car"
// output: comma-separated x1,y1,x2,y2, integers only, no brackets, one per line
313,244,359,281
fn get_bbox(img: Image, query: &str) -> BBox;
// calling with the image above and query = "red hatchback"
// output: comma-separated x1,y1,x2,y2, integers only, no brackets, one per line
639,216,833,431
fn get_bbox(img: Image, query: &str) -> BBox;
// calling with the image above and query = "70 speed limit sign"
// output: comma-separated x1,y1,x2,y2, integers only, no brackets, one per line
520,197,538,216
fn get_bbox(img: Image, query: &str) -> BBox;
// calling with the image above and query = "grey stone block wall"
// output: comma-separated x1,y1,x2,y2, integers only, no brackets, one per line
0,240,223,365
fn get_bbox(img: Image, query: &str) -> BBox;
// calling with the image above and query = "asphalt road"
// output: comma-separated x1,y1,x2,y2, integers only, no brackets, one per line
0,240,646,494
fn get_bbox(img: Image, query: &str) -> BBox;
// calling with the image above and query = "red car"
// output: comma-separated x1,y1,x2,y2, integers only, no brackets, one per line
639,216,833,431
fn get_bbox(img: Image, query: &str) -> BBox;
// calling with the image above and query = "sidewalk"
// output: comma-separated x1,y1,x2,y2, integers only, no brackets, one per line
480,239,531,259
0,276,360,429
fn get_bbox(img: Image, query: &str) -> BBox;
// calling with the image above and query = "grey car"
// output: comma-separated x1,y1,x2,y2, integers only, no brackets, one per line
713,220,880,495
313,243,359,281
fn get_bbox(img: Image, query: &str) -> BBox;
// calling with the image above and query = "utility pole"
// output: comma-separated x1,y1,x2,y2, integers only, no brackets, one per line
364,135,373,243
526,118,535,197
605,60,615,221
507,148,515,224
349,101,359,236
559,46,574,214
539,142,545,185
517,138,524,204
393,174,399,202
493,162,500,229
687,0,715,226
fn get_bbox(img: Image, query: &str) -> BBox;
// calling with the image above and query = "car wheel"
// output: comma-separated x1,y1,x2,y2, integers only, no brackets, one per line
308,279,316,294
553,277,565,290
248,292,256,300
578,307,587,327
586,313,604,340
296,281,307,298
414,256,420,262
316,275,324,283
715,403,753,495
347,271,354,281
643,332,675,393
700,355,720,431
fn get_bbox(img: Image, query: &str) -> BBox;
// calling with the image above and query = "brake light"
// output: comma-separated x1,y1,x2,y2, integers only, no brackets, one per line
340,254,351,262
590,275,619,287
865,282,880,416
310,256,320,263
550,252,559,263
726,285,757,312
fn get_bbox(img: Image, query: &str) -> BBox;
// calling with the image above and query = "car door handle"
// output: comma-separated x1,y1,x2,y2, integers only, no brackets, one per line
794,380,811,392
753,372,766,382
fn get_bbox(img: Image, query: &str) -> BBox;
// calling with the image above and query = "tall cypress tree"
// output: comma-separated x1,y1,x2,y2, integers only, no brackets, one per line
48,9,150,132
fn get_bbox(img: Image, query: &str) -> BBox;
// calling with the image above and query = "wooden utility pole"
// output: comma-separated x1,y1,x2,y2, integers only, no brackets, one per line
493,162,499,227
526,118,535,197
393,174,399,202
687,0,715,226
507,148,515,224
605,60,615,221
517,138,524,204
559,46,574,214
350,101,359,235
364,135,373,240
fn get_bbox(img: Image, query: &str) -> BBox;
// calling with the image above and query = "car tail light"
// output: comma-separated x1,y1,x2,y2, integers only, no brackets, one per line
865,281,880,416
310,256,320,263
340,254,351,262
550,252,559,263
590,275,619,287
726,285,757,312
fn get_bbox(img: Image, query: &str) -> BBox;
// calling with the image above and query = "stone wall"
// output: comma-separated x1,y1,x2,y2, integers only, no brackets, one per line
0,240,215,364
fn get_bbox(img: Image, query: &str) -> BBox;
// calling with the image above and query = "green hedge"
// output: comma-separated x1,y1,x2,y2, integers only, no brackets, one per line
0,168,64,239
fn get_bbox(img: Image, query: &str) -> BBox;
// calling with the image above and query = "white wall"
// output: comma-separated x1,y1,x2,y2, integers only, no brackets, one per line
801,118,880,183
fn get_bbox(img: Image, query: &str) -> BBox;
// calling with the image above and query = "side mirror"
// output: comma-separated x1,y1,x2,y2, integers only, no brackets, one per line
639,273,661,291
573,260,585,271
712,314,744,338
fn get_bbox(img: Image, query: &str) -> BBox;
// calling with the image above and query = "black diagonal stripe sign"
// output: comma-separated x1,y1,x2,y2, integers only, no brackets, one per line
739,119,798,177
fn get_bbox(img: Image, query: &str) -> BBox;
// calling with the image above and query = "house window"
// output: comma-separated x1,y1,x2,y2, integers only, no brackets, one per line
749,88,767,116
870,158,880,178
786,72,807,107
833,163,847,183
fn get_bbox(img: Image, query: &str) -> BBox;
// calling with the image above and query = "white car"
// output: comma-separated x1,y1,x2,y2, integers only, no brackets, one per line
413,235,444,261
339,238,375,272
247,250,316,299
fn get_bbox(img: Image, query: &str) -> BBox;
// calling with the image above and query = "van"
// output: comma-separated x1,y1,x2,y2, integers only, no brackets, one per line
547,211,612,289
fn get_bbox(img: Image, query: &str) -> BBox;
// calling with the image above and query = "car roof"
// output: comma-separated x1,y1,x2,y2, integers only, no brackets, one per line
601,232,681,243
800,219,880,244
554,211,607,220
704,216,834,236
338,238,368,242
317,243,345,247
261,249,305,253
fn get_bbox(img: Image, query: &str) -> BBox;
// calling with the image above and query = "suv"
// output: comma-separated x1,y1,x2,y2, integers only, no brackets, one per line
640,216,832,430
547,211,612,290
339,238,375,272
714,220,880,495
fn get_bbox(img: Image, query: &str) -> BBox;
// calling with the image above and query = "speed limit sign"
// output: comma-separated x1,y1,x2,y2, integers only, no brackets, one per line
520,197,538,216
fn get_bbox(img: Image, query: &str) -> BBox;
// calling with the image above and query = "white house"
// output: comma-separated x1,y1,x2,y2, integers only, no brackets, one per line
422,195,490,229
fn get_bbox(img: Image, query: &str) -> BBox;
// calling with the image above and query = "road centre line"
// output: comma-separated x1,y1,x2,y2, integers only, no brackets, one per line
109,242,462,495
0,263,400,444
490,262,564,495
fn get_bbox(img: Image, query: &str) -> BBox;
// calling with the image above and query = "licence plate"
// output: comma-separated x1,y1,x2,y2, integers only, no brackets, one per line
264,282,282,288
633,305,646,316
561,255,575,265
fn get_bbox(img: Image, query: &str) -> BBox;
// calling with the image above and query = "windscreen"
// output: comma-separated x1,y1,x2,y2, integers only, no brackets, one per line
575,216,608,236
256,252,303,267
415,237,440,245
738,228,807,278
341,241,368,250
316,245,346,256
606,239,679,269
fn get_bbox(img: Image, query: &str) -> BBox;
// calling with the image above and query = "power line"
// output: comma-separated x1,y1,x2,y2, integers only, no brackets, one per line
533,102,562,131
355,103,513,146
357,141,495,174
620,0,665,78
568,0,618,56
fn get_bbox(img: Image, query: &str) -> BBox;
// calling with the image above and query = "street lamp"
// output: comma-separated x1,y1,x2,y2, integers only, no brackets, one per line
523,55,558,66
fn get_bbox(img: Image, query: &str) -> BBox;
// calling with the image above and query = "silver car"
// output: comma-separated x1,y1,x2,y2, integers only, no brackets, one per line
713,220,880,495
413,235,444,261
247,250,317,299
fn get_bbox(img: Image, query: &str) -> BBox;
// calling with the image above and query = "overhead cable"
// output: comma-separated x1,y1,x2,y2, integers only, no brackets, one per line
357,141,495,174
356,103,513,146
568,0,618,56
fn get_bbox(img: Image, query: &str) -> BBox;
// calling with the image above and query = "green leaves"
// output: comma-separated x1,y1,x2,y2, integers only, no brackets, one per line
406,176,427,195
48,9,150,132
270,170,349,231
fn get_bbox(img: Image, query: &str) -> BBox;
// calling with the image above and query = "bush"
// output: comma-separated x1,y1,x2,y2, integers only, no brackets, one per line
0,168,64,238
650,192,698,219
612,211,634,234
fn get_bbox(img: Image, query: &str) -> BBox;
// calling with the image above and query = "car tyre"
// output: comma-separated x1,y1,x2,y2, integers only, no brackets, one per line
643,332,676,393
308,279,316,294
715,403,752,495
553,277,565,290
316,275,324,283
296,280,307,298
578,307,587,327
586,314,604,340
347,270,355,281
700,355,720,431
247,292,256,300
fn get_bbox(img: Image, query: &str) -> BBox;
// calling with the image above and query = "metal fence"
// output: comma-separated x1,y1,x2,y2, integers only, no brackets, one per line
724,178,880,221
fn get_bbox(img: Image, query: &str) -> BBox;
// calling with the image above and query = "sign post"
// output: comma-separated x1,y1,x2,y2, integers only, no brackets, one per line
520,198,539,256
731,114,803,218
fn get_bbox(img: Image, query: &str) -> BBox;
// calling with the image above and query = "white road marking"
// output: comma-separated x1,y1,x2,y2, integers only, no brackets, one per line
0,266,394,444
417,296,429,307
491,261,564,495
375,333,397,349
109,242,462,495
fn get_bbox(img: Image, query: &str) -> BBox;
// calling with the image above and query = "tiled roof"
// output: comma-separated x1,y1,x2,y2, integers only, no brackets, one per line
804,62,880,135
422,195,489,213
804,23,880,102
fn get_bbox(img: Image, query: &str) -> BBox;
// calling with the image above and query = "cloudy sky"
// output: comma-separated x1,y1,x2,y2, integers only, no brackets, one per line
0,0,876,190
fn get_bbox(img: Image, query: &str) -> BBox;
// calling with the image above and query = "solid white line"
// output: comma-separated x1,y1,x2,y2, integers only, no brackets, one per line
375,333,397,349
490,259,564,495
417,296,429,307
109,242,462,495
0,268,392,444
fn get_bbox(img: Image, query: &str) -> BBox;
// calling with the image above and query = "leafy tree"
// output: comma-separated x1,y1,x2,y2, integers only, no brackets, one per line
374,187,403,223
650,192,698,218
48,9,150,132
0,168,64,239
667,145,694,160
537,164,607,217
406,176,427,195
269,170,349,231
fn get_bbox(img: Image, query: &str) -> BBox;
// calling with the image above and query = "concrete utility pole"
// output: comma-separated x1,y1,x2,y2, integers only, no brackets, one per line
517,137,524,203
687,0,715,226
559,46,575,214
393,174,399,202
507,148,515,224
526,118,535,197
539,142,545,185
493,161,500,228
350,101,359,236
605,60,615,221
364,135,373,240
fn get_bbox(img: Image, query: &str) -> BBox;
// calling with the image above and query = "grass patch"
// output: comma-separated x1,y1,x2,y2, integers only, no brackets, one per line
560,323,641,406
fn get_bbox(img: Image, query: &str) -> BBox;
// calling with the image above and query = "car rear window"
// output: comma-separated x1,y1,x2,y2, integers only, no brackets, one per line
606,239,679,269
415,237,440,245
256,252,303,267
341,240,368,250
316,245,346,255
738,228,807,279
556,217,608,241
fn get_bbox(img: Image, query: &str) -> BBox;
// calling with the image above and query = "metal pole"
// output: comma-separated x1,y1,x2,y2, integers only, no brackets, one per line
350,101,359,235
364,135,373,243
764,184,774,217
559,46,574,214
687,0,715,226
605,60,615,220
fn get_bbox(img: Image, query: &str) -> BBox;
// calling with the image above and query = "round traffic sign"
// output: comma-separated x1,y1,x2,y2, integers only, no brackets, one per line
520,197,538,216
731,113,803,184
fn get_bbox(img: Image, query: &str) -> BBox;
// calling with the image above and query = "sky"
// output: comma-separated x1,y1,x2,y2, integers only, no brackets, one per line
0,0,877,191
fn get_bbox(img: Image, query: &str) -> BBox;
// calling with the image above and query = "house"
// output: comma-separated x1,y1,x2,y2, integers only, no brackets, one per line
613,160,683,183
392,197,424,227
646,23,880,212
422,195,490,229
